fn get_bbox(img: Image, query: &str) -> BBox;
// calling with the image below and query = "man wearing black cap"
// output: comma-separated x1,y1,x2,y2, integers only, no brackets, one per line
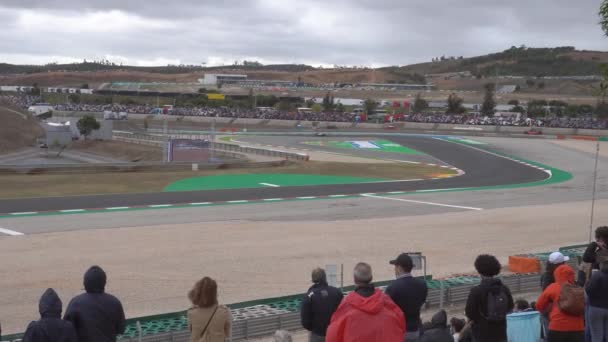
386,253,428,341
64,265,126,342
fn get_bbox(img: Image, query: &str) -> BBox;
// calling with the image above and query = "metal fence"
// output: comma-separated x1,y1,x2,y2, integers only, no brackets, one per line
113,132,309,161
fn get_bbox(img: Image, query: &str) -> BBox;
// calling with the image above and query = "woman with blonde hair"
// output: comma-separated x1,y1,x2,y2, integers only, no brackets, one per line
188,277,231,342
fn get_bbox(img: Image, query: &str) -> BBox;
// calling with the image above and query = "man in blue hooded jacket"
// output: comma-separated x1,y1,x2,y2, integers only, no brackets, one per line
64,265,126,342
23,288,78,342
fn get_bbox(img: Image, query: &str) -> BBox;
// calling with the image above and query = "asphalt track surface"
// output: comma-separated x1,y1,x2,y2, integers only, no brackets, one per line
0,136,548,214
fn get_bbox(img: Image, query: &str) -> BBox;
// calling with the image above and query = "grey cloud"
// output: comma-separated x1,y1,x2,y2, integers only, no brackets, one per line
0,0,605,66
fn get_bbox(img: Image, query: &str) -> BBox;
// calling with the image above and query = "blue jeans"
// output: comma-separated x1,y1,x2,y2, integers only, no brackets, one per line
405,330,420,341
588,306,608,342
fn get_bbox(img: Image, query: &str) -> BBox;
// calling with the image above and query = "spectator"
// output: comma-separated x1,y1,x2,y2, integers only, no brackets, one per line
513,299,532,312
585,259,608,341
543,252,570,290
64,266,126,342
386,253,428,341
542,252,569,338
300,268,343,342
536,264,584,342
274,330,293,342
419,309,453,342
583,226,608,273
23,288,77,342
450,317,466,342
326,262,405,342
187,277,231,342
465,254,514,342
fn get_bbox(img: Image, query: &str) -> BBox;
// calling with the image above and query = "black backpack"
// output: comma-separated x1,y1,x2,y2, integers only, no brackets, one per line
483,287,510,322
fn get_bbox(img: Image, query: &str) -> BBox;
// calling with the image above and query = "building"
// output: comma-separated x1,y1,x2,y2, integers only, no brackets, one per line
356,83,434,91
200,74,248,85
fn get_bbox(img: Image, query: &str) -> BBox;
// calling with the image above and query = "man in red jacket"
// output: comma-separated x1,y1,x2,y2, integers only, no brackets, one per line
536,264,585,341
326,262,405,342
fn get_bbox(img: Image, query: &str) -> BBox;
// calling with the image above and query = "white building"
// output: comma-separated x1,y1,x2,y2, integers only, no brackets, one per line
200,74,248,85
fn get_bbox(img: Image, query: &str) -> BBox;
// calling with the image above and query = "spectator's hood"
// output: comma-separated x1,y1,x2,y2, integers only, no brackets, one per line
39,288,62,318
84,266,107,293
554,264,575,285
430,309,448,328
345,289,384,314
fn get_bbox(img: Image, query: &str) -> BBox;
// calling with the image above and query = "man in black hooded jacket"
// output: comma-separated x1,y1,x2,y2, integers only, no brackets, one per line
300,268,343,341
64,265,126,342
23,288,78,342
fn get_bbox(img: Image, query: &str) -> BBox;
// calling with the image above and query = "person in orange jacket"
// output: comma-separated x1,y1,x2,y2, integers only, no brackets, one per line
326,262,405,342
536,264,584,342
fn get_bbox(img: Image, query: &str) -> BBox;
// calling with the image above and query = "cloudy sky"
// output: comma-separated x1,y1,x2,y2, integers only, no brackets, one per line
0,0,605,67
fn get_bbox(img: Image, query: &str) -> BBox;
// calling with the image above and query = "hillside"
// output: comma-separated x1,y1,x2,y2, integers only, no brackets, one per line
0,105,44,154
0,47,605,91
390,46,608,77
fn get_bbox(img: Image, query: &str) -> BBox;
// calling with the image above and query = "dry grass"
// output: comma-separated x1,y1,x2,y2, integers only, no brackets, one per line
0,161,453,199
70,140,162,162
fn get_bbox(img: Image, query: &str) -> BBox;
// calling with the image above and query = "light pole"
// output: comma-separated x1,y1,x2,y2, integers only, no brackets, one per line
589,141,600,242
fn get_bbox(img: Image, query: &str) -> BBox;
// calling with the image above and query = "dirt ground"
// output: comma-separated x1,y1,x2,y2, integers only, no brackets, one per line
0,198,605,334
0,161,449,199
551,140,608,159
0,106,44,153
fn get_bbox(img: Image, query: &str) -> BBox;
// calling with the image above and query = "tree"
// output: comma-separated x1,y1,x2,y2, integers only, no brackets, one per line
565,104,579,117
412,93,429,113
277,100,291,111
526,79,535,88
81,83,89,89
512,105,526,113
481,83,496,116
537,82,545,89
508,99,520,106
336,102,345,113
363,99,377,114
248,88,254,109
305,98,315,108
322,91,334,111
77,115,100,140
527,100,549,117
446,93,465,114
311,104,322,113
68,93,81,103
601,0,608,36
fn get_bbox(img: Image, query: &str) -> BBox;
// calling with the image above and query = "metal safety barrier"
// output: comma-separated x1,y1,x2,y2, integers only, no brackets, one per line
113,132,309,161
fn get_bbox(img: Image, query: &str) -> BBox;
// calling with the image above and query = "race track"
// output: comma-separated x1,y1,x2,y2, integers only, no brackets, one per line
0,135,549,214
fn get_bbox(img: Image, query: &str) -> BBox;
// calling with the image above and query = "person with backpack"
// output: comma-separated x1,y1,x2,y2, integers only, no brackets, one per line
187,277,231,342
465,254,514,342
585,260,608,341
536,264,585,342
300,268,343,342
23,288,78,342
543,252,570,290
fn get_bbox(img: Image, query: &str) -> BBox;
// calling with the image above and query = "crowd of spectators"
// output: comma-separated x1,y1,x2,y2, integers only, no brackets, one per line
1,94,607,129
2,226,608,341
